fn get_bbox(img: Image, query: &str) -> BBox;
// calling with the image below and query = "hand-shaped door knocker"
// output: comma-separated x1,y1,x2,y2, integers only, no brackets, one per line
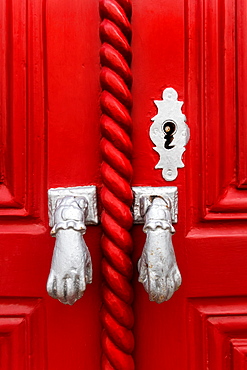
47,186,98,305
133,187,181,303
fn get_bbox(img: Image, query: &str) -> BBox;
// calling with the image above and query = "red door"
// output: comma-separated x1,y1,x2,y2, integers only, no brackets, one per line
1,0,246,369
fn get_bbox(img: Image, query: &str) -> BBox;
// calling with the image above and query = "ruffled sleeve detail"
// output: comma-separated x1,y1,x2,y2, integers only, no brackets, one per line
143,220,175,234
51,220,86,235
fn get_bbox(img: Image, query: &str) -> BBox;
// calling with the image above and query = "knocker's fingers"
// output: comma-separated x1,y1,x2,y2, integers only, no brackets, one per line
137,257,142,274
141,274,149,295
74,276,82,300
154,277,167,303
139,269,149,294
174,268,182,291
85,259,93,285
138,257,147,284
150,275,167,304
47,271,57,299
147,268,159,302
78,275,86,299
165,276,175,301
56,278,67,304
65,277,78,305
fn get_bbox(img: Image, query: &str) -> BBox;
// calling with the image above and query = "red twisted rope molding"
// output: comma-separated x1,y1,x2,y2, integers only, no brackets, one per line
99,0,134,369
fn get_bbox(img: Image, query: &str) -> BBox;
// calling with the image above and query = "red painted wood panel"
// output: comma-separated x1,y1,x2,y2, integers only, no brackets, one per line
0,0,102,369
0,0,246,369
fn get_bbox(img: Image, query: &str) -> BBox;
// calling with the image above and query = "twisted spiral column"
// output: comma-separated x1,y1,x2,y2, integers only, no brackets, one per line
99,0,134,369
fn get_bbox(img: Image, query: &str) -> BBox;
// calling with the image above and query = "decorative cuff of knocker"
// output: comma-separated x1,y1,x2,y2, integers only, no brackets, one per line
143,220,175,234
50,195,88,235
50,221,86,235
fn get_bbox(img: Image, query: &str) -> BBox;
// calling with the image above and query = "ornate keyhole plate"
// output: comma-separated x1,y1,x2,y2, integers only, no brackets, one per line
150,88,190,181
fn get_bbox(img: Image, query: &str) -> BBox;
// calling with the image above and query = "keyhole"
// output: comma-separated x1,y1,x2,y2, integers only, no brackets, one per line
163,120,176,149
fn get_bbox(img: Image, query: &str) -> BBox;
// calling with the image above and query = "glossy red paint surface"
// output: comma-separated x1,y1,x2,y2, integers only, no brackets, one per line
0,0,246,369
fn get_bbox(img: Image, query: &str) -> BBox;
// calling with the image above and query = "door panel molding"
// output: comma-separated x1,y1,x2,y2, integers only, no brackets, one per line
0,0,46,226
0,298,46,369
236,0,247,189
186,0,247,224
188,297,247,370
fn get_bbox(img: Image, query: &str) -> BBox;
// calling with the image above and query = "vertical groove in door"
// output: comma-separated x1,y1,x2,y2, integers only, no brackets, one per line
99,0,135,368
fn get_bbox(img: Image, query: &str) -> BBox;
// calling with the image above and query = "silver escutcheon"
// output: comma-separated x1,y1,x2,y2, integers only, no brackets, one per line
150,87,190,181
